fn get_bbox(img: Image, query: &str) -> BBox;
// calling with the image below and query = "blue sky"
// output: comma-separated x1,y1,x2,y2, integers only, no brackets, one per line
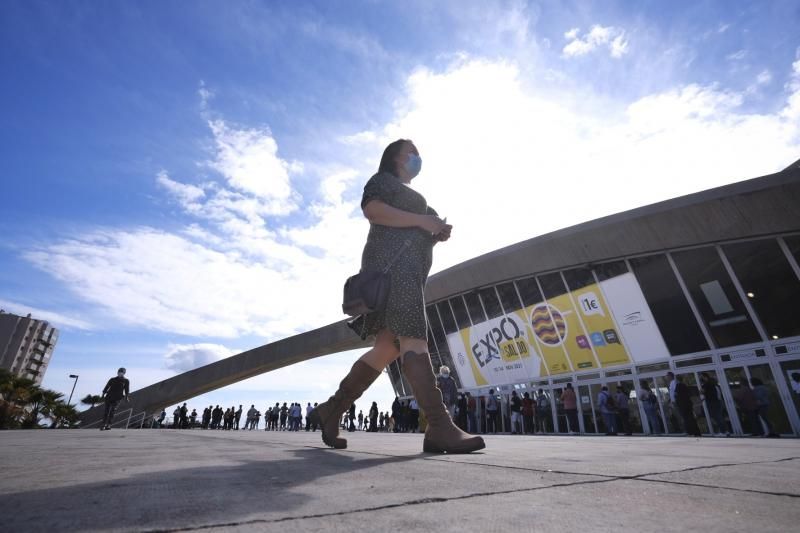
1,0,798,418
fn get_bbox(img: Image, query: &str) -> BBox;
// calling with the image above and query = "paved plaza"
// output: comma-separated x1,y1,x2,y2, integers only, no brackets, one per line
0,429,798,532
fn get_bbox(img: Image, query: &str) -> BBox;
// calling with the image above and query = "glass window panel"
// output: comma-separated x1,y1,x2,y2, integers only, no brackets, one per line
784,235,800,264
671,247,761,347
464,292,486,324
431,313,448,346
594,260,629,282
538,272,568,299
629,254,710,355
388,360,405,397
450,297,471,330
435,303,458,334
723,239,800,339
497,282,523,312
516,276,544,307
563,268,595,291
479,287,503,319
425,317,439,355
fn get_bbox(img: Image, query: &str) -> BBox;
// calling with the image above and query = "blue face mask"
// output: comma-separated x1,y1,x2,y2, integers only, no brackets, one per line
404,153,422,177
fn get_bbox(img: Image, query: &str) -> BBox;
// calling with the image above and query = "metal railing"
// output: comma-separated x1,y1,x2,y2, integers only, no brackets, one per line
82,407,148,429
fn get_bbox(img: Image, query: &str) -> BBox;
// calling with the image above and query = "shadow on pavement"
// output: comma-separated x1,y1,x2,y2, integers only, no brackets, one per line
1,447,422,532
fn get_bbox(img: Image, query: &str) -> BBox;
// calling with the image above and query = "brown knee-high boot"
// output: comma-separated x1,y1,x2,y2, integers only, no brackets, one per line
308,360,381,449
402,351,486,453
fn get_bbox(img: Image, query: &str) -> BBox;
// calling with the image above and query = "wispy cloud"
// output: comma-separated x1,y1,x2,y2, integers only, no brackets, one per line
726,49,747,61
756,70,773,86
563,25,629,58
0,298,94,330
156,170,205,206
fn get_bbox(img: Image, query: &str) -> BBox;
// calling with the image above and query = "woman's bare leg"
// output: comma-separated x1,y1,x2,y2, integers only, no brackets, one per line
398,336,428,358
359,328,401,371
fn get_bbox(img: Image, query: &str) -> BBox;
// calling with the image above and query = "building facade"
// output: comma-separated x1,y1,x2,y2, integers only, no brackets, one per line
0,311,59,385
386,162,800,437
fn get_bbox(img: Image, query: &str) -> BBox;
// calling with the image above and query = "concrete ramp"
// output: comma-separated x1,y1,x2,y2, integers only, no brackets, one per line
79,319,370,425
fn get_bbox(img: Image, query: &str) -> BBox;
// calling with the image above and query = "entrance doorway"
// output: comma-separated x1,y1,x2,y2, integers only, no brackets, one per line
723,363,792,436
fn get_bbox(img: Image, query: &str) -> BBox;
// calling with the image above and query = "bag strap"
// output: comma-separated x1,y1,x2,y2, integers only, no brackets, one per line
381,239,412,274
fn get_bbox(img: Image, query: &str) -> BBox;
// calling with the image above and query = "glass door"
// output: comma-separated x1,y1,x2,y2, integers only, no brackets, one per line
678,371,711,435
577,384,598,434
649,374,683,434
779,358,800,434
587,383,609,433
613,379,643,434
723,364,792,436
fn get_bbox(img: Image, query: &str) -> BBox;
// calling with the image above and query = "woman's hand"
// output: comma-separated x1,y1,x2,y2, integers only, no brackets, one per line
419,215,448,235
435,224,453,242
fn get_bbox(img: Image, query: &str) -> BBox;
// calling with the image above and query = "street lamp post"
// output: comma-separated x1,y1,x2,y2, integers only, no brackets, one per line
67,374,79,405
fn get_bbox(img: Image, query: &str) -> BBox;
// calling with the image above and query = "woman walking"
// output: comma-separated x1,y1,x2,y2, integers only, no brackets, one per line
309,139,485,454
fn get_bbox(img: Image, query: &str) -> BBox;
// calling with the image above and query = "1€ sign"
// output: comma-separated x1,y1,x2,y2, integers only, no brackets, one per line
578,291,604,317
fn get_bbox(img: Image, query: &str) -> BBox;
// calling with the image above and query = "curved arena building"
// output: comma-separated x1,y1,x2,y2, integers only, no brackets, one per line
384,159,800,437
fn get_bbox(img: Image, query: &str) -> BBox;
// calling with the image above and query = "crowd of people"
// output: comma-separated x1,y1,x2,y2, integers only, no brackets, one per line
150,367,791,438
153,402,325,431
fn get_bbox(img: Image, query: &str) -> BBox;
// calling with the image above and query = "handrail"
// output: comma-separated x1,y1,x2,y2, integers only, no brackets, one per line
107,408,133,428
126,410,147,429
82,407,150,429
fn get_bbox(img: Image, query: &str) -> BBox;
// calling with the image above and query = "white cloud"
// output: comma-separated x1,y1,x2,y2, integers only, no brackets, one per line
163,343,236,373
782,48,800,122
198,80,214,110
23,226,357,339
156,170,205,206
0,299,94,331
756,69,773,86
207,119,302,214
726,49,747,61
563,25,629,58
354,58,800,271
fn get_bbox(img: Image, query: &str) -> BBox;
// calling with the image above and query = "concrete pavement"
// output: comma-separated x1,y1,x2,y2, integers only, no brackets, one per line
0,429,798,532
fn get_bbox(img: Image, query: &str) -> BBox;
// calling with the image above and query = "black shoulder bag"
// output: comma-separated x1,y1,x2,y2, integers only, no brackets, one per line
342,240,411,317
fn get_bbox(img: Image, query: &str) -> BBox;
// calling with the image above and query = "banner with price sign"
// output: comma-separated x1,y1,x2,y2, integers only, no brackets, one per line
446,272,670,388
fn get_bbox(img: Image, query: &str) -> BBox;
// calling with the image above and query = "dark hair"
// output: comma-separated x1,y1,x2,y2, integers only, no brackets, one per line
378,139,411,176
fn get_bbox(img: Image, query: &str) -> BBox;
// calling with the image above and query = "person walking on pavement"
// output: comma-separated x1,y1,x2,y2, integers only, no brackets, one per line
308,139,484,454
100,367,129,430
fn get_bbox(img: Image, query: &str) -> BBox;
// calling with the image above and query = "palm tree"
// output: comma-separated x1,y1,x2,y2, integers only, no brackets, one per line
20,384,56,429
49,402,80,428
81,394,103,409
0,369,76,429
